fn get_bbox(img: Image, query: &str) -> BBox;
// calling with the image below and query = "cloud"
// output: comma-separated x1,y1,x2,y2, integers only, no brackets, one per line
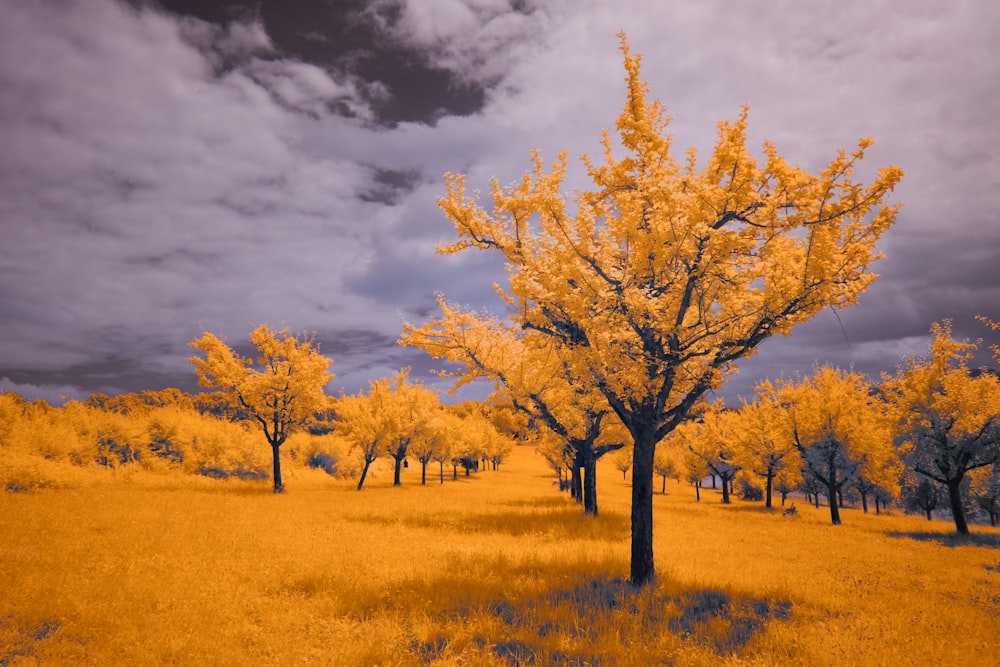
1,0,999,407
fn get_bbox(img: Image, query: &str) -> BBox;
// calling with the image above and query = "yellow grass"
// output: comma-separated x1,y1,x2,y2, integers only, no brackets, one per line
1,446,998,665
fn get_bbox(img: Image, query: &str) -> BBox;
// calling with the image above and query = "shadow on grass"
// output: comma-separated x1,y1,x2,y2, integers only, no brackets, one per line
349,504,630,540
333,556,793,665
888,530,1000,549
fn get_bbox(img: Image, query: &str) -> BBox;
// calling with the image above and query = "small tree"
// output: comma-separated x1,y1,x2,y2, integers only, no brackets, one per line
653,445,678,494
904,478,940,521
612,447,633,481
189,326,333,493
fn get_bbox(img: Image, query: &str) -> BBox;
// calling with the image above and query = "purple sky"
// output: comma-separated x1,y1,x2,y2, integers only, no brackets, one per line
2,0,999,405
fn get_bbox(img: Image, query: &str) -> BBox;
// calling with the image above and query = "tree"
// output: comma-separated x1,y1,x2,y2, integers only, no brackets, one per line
682,408,741,504
612,446,632,481
336,369,438,490
189,326,333,493
424,35,903,583
653,444,679,494
767,367,891,525
402,299,624,516
731,396,800,508
884,321,1000,534
681,446,710,502
904,478,940,521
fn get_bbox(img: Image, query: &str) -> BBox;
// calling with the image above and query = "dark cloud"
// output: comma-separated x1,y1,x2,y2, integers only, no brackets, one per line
2,0,999,408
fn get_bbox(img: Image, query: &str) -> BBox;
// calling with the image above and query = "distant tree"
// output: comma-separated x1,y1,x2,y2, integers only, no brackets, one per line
402,298,625,516
612,447,633,481
773,472,798,507
653,445,678,494
683,408,741,504
680,445,710,502
904,478,940,521
885,321,1000,534
731,396,800,508
766,367,891,525
336,369,438,490
970,466,1000,527
189,326,333,493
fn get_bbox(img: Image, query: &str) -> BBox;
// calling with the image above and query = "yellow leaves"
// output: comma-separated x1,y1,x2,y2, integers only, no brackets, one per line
188,326,334,449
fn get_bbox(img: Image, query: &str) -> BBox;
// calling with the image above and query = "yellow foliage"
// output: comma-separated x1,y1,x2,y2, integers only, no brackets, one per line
427,34,903,582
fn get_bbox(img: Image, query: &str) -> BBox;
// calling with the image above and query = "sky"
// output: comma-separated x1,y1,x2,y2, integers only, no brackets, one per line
2,0,999,406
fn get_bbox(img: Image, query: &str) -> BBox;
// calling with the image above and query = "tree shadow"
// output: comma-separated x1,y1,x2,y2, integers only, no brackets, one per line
351,504,630,540
888,531,1000,549
345,559,793,665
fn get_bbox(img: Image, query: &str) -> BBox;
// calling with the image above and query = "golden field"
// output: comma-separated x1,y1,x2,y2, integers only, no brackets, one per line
1,445,997,666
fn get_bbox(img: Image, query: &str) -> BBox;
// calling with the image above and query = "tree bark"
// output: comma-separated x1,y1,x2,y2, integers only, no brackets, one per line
720,475,731,504
421,461,427,485
694,481,700,502
629,430,656,586
571,464,583,503
439,461,444,484
583,456,598,516
827,479,842,525
764,473,773,509
271,442,284,494
859,490,868,513
947,478,969,535
661,475,667,495
357,456,374,491
393,456,403,486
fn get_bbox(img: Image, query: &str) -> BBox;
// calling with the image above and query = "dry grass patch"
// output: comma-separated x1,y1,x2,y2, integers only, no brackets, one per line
1,445,998,665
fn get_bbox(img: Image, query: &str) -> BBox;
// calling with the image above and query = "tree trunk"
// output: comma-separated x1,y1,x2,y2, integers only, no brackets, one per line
271,442,284,494
947,478,969,535
571,465,583,503
827,482,841,525
583,456,598,516
764,473,773,509
439,461,444,484
421,461,427,485
393,456,403,486
925,507,932,520
661,475,667,495
711,475,717,489
694,481,700,502
357,457,374,491
720,476,731,504
452,463,458,480
629,430,656,586
838,489,844,508
859,490,868,513
875,497,881,515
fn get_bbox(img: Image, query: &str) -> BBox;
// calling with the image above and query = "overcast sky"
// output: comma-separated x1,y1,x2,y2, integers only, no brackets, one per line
2,0,999,405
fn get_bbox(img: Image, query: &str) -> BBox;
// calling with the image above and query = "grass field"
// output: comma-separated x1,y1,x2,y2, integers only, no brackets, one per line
1,445,998,665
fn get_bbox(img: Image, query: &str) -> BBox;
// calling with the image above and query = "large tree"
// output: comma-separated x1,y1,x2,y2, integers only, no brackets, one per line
189,326,333,493
426,35,903,584
885,322,1000,534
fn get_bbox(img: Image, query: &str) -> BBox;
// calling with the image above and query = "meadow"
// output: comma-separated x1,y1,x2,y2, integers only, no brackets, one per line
1,445,997,666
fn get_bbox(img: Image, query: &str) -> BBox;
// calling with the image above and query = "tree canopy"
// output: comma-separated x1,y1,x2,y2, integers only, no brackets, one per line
189,325,333,493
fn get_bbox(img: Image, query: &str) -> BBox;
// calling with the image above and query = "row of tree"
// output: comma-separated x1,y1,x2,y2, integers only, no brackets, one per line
2,331,517,493
533,321,999,533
